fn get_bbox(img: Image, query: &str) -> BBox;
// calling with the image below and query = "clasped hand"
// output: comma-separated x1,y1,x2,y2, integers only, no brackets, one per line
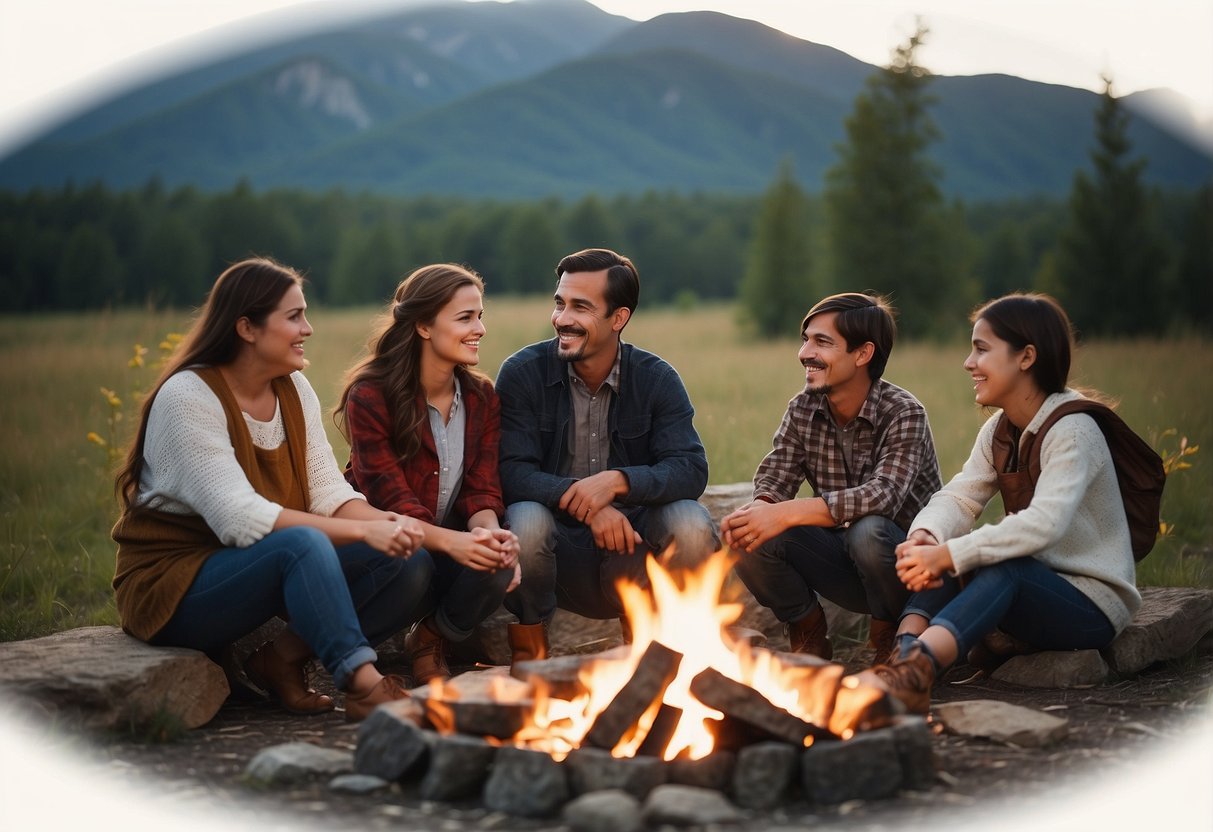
366,514,424,557
449,526,521,573
559,472,640,555
719,500,789,553
894,529,950,592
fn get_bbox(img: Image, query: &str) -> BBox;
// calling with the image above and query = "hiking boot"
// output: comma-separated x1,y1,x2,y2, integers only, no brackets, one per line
862,643,936,715
343,674,410,722
244,641,334,715
404,616,450,685
508,622,550,665
787,607,832,660
867,618,898,663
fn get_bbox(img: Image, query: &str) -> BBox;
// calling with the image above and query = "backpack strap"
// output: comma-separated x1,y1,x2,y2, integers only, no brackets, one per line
1019,399,1165,561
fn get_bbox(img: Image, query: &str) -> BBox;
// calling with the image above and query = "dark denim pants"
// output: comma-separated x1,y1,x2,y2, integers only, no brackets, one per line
426,548,515,642
503,499,719,623
153,527,434,689
733,515,909,623
904,556,1115,660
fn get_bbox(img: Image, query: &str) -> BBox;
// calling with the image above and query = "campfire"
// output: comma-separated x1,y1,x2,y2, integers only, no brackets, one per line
416,551,895,760
352,550,933,816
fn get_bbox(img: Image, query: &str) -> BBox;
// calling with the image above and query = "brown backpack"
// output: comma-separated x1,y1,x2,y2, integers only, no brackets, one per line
990,400,1166,561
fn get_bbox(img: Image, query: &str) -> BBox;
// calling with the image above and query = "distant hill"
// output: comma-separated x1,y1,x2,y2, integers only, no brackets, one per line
1,0,1208,199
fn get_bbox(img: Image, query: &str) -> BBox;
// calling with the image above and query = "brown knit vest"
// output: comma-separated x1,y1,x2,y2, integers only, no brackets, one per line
111,368,310,641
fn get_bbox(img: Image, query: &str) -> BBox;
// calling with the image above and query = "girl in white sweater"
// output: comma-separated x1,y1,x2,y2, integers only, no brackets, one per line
857,293,1140,714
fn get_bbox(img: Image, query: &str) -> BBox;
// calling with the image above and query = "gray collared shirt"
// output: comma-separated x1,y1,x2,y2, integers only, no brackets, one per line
426,376,466,526
566,347,622,480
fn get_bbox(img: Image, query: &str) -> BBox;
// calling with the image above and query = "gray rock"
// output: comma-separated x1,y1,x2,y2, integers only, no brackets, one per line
890,716,935,790
564,746,667,799
801,729,902,803
667,749,735,790
642,783,745,826
419,733,497,801
354,704,432,782
562,789,644,832
328,773,391,795
992,649,1108,688
0,625,227,732
732,741,798,810
482,746,569,818
697,482,753,526
245,742,353,785
933,699,1070,748
1103,587,1213,675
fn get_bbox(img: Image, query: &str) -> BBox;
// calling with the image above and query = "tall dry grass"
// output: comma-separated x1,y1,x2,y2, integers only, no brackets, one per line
1,299,1208,640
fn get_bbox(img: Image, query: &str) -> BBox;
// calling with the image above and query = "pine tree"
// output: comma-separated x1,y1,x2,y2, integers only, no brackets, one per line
738,159,816,338
1050,77,1167,335
824,24,972,337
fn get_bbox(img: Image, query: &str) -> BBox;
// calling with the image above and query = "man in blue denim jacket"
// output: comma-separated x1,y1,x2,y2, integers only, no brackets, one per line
496,248,719,663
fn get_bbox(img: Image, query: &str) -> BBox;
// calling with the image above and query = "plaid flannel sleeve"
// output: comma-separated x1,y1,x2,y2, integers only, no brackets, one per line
344,384,434,522
752,402,809,503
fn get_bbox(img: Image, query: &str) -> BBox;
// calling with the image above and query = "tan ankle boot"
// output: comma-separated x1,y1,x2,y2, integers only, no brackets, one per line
343,674,410,722
508,622,549,664
245,641,334,715
787,607,832,659
864,643,936,715
404,616,450,685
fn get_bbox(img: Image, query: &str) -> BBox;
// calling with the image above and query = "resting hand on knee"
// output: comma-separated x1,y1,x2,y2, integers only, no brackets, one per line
591,505,642,555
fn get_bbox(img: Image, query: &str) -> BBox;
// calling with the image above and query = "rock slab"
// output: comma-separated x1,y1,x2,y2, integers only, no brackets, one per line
933,699,1070,748
1102,586,1213,675
0,625,227,731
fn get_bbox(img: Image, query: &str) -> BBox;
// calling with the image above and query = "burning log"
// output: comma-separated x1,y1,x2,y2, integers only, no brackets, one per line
635,703,682,758
511,645,630,700
411,667,534,738
584,641,683,751
689,667,835,746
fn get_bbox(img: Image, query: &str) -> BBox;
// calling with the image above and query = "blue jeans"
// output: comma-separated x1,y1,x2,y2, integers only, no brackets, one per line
905,557,1116,660
503,499,719,623
733,515,908,623
153,527,434,689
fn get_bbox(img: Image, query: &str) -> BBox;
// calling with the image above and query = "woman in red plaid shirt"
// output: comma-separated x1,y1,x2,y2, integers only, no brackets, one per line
336,264,520,684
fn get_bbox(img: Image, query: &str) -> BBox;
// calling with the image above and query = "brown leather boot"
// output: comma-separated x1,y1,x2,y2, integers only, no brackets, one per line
864,643,937,715
404,616,450,685
966,629,1034,672
508,622,549,664
245,641,334,715
343,674,410,722
787,607,832,660
867,618,898,663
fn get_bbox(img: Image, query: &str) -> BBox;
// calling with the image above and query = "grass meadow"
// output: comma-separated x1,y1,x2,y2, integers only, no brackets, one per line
1,298,1209,642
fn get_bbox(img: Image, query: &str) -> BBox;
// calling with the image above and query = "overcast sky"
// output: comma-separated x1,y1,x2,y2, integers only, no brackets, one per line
1,0,1211,154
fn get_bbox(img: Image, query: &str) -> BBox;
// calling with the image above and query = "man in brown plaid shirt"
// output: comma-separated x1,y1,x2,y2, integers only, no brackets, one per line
720,292,941,660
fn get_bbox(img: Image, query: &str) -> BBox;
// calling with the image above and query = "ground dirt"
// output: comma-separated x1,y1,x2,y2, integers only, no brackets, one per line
18,646,1213,831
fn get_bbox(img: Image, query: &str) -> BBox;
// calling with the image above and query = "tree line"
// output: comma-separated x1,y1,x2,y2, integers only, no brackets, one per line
1,28,1208,339
739,26,1211,339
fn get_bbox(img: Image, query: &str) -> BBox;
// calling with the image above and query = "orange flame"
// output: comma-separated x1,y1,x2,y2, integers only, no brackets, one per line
431,549,888,759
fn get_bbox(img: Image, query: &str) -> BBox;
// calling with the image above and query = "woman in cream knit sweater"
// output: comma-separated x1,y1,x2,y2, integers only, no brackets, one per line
112,258,430,721
857,293,1141,714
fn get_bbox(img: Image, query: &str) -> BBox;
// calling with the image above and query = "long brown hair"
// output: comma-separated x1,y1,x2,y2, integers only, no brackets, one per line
334,263,489,462
115,257,304,511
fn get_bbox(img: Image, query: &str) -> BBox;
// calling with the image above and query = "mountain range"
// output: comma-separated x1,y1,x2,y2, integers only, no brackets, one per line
1,0,1209,201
